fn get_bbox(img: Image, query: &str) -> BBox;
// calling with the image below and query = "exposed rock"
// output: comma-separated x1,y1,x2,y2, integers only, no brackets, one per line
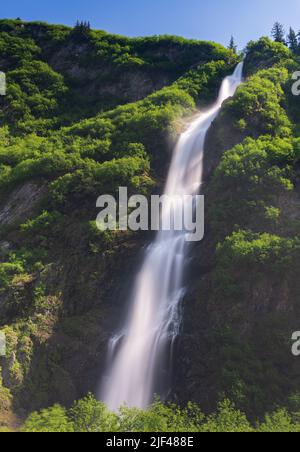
0,182,47,226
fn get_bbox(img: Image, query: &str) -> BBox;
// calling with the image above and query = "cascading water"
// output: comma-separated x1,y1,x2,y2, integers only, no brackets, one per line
100,63,244,411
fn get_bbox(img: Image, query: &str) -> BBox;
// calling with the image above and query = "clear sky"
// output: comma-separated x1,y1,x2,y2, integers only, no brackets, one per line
2,0,300,48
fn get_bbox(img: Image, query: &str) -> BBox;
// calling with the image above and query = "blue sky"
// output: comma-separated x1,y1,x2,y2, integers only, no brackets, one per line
2,0,300,48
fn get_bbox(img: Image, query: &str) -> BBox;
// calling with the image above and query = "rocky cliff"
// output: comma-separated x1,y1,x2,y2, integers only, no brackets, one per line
0,20,299,428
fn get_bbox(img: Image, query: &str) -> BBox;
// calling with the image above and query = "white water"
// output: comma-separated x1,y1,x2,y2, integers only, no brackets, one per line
100,63,244,410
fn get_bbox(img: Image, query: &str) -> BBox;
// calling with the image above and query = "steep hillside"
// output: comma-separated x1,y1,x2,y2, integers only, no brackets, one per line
0,19,231,134
175,37,300,418
0,20,236,428
1,19,300,430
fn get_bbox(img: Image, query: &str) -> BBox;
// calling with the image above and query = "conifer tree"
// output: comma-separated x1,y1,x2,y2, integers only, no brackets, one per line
73,20,91,37
297,30,300,54
287,27,298,53
271,22,286,44
228,36,237,53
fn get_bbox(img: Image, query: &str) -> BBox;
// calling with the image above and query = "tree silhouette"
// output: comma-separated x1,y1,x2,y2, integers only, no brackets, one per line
73,20,91,36
271,22,286,44
71,20,92,41
228,36,237,53
287,27,299,53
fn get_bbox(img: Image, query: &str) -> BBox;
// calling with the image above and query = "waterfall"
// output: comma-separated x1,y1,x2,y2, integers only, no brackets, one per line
100,62,244,410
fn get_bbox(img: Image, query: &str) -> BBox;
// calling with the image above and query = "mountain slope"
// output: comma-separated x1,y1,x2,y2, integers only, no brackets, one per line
0,20,236,427
175,37,300,417
1,20,300,428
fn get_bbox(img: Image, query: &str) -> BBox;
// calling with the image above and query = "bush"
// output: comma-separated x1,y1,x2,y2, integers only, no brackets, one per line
0,262,24,290
50,156,151,202
22,405,73,433
200,400,253,432
244,37,292,75
223,67,291,138
257,409,300,433
2,61,68,127
21,395,300,432
214,136,294,192
217,230,300,270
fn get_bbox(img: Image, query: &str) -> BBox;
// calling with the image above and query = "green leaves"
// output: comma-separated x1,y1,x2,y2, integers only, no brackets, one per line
215,136,295,191
0,32,40,66
244,37,292,76
21,394,300,432
22,405,73,433
70,394,118,433
258,409,300,433
2,61,68,128
50,156,151,202
217,231,300,268
201,400,253,433
224,67,291,138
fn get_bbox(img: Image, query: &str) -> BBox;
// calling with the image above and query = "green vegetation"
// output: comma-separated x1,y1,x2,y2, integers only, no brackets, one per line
243,37,293,75
21,394,300,432
271,22,286,45
0,58,234,201
0,19,238,431
176,30,300,421
224,66,291,137
0,18,234,129
0,18,300,432
271,22,300,55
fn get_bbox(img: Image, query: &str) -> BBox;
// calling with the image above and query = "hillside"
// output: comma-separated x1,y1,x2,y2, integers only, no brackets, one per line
175,38,300,418
0,19,300,431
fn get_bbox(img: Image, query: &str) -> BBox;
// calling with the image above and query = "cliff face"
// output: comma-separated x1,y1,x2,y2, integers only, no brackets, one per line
174,40,300,417
0,19,237,427
0,19,299,427
0,19,231,124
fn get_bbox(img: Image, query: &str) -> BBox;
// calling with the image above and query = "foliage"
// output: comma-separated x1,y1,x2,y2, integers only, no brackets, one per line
223,67,291,137
257,409,300,433
217,230,300,270
50,156,150,202
0,57,233,199
214,136,295,192
1,18,300,430
69,394,118,432
21,405,73,433
200,400,252,432
244,37,292,75
21,394,300,433
271,22,286,44
0,18,234,130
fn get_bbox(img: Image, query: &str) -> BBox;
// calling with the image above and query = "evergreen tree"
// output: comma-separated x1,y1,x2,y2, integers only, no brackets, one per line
74,20,91,32
271,22,286,44
287,27,298,53
228,36,237,53
73,20,91,37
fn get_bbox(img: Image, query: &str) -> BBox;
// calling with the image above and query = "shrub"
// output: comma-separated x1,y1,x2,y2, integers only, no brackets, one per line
244,37,292,75
214,136,294,194
50,156,151,202
223,67,291,138
22,405,73,433
21,395,300,432
217,230,300,270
